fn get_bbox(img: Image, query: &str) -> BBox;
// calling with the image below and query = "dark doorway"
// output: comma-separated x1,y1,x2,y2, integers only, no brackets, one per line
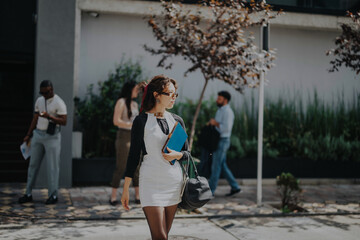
0,0,36,181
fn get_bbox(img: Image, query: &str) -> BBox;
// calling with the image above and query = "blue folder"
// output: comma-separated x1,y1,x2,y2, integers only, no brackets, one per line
162,121,188,165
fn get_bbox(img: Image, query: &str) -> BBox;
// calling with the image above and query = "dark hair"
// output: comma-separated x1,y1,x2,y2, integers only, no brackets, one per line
119,81,137,119
141,75,178,112
40,80,53,88
218,91,231,102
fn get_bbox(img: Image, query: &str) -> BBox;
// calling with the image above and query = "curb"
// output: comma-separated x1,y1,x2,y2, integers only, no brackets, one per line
222,178,360,186
2,210,360,226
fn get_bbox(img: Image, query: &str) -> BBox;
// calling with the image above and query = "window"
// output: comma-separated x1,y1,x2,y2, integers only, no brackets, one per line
268,0,360,16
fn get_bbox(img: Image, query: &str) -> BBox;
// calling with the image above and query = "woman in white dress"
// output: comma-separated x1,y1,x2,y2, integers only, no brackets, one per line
121,75,190,240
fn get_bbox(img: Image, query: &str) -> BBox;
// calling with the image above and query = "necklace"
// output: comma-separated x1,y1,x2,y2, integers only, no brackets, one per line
154,112,164,118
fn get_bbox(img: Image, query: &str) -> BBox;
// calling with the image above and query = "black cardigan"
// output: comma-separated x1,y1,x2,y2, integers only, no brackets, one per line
124,112,191,178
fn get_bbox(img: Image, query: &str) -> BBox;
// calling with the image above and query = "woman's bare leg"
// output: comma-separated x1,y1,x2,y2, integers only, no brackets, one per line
110,187,117,201
164,204,178,234
135,186,140,200
143,206,167,240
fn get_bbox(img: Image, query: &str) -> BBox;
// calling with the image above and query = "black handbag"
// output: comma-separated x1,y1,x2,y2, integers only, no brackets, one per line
178,155,213,210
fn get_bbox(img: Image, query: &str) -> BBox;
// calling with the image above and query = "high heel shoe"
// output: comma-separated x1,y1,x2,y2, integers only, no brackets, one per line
109,199,118,206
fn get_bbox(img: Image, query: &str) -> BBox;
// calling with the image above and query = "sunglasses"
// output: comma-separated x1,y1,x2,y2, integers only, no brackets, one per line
39,90,50,95
161,92,179,98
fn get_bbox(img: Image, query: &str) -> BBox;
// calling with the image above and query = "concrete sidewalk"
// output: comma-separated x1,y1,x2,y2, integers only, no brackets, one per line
0,182,359,224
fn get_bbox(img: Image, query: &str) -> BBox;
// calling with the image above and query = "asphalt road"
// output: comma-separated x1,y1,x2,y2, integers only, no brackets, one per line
1,214,359,240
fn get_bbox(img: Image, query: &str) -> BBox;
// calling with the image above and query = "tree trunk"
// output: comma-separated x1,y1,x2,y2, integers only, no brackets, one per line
189,78,209,151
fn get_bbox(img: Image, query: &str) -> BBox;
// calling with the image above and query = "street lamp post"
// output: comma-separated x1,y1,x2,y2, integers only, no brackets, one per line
257,23,269,206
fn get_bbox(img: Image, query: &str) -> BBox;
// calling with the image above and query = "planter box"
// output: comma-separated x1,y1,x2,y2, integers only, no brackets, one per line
72,132,82,158
227,157,360,178
73,157,360,185
73,157,115,185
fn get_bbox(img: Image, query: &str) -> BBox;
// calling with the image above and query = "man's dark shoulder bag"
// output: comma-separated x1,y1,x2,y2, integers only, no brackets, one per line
198,125,220,152
45,99,56,135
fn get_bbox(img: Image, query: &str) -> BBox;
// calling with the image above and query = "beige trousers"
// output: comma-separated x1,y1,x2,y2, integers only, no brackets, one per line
111,129,140,188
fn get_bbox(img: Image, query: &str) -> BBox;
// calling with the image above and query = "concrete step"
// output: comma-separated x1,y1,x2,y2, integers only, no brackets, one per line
0,160,29,170
0,150,23,161
0,111,32,117
0,118,32,126
0,170,27,182
0,125,28,130
0,134,26,142
0,141,23,148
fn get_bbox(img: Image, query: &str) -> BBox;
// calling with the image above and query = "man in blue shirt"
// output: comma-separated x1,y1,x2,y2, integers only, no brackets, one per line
208,91,241,196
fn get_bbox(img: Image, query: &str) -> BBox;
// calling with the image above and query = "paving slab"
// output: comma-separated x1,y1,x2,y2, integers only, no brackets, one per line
1,183,359,224
210,214,360,240
0,218,237,240
1,215,359,240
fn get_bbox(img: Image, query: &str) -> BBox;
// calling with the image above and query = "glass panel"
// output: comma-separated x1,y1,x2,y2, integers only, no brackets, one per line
267,0,359,10
267,0,298,7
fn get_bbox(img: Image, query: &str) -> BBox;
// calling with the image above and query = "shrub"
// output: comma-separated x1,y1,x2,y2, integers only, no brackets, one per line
74,58,146,158
276,172,302,213
296,133,357,162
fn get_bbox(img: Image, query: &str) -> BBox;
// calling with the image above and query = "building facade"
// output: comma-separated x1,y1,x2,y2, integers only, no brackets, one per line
1,0,359,186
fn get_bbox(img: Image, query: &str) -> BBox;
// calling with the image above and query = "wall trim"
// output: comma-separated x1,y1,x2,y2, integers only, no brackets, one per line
77,0,351,31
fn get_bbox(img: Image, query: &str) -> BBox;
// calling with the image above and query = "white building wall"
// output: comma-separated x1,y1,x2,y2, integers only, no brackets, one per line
267,27,359,103
78,12,359,109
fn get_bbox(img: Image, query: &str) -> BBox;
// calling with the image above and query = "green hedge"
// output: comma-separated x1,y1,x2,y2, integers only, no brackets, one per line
74,59,360,162
171,91,360,162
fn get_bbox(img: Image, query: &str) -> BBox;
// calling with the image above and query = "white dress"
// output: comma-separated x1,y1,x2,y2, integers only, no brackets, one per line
139,111,183,207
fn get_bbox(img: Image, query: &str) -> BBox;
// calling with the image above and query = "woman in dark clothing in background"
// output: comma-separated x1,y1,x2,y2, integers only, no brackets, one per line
109,81,141,205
